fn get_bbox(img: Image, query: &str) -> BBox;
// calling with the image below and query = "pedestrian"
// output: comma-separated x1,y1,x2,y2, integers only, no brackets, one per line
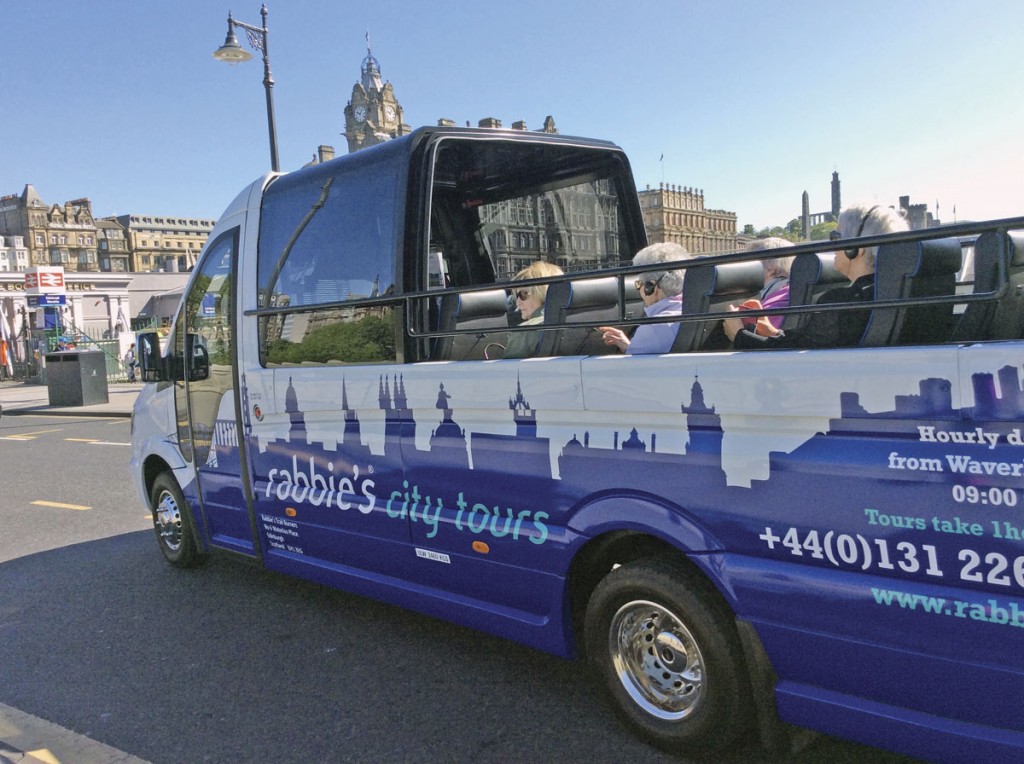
124,342,137,382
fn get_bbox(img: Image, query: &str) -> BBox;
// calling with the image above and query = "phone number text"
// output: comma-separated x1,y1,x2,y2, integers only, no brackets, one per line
759,526,1024,589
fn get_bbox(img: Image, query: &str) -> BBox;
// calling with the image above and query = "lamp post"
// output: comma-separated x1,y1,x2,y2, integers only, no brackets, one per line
213,4,280,172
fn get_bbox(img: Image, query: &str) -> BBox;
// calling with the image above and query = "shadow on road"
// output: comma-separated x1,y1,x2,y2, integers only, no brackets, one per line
0,532,919,764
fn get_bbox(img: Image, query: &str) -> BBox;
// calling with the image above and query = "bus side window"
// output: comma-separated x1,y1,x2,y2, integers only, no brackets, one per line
257,156,402,366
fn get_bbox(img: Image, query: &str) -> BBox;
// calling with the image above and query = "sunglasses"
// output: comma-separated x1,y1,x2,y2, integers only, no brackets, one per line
514,290,531,301
829,229,842,241
634,273,665,293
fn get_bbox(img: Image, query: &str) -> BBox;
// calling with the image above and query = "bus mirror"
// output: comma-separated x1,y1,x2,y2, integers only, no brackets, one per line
137,331,165,382
186,334,210,381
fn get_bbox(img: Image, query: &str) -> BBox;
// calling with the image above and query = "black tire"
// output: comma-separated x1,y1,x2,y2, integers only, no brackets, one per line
584,558,750,753
150,472,204,568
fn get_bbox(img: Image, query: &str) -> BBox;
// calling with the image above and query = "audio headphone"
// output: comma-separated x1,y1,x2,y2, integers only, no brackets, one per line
845,205,880,259
637,273,666,296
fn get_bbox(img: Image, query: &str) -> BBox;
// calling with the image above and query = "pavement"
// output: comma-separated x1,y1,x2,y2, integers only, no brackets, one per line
0,380,141,419
1,381,150,762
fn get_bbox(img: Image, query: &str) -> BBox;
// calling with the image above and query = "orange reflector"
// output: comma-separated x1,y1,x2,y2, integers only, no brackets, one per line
472,540,490,554
285,507,297,517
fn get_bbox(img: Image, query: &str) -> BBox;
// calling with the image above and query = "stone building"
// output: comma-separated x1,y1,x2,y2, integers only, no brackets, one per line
96,218,130,272
342,41,412,153
0,234,29,273
0,185,100,272
801,171,842,238
899,195,940,230
110,214,216,273
638,184,737,254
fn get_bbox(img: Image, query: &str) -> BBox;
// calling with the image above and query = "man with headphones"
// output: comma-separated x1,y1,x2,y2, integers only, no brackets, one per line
599,242,692,353
724,203,909,349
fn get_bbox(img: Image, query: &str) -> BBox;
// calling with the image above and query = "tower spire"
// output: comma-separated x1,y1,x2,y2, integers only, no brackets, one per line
361,29,383,92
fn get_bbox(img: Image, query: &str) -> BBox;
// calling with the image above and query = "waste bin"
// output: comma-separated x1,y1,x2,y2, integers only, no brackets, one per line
44,350,109,406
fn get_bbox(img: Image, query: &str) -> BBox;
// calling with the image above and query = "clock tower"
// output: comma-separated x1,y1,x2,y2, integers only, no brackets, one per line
344,36,410,153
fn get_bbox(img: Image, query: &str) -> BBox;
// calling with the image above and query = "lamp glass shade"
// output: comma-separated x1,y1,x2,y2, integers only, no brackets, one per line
213,32,253,63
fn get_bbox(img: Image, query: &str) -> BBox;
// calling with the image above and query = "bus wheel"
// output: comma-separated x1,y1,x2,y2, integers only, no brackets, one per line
584,559,749,753
150,473,203,568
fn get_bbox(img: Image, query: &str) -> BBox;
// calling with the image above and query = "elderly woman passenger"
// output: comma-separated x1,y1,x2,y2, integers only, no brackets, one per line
748,237,794,330
503,260,564,359
598,242,692,354
724,203,909,349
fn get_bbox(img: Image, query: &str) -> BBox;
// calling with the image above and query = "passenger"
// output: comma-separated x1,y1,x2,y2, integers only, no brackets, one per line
502,261,564,359
724,204,909,349
598,242,691,354
731,237,795,336
749,236,794,330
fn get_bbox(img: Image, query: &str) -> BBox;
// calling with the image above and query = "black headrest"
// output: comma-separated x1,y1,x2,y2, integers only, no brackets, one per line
707,261,766,297
973,230,1024,290
789,253,843,294
680,263,712,311
455,288,509,320
874,238,962,297
561,276,620,310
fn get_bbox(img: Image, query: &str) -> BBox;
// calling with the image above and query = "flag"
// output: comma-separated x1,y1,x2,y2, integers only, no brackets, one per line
659,153,664,161
0,309,13,377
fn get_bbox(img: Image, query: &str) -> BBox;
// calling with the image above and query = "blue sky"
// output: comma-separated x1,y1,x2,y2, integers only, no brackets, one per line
3,1,1022,230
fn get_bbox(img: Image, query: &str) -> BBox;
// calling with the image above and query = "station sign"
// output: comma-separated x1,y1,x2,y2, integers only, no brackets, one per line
28,294,67,307
24,267,66,295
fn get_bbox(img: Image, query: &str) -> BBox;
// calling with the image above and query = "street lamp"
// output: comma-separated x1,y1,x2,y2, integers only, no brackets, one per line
213,4,280,172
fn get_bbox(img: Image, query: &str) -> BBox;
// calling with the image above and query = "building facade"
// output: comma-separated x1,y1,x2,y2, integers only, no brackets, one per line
0,235,29,273
638,184,737,254
0,185,101,272
96,218,130,272
111,214,215,273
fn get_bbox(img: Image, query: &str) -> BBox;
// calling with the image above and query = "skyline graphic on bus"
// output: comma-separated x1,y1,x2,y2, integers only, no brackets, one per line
199,363,1024,544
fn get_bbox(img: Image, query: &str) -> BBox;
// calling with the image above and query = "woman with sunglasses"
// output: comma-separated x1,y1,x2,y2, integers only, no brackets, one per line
503,260,564,359
598,242,690,353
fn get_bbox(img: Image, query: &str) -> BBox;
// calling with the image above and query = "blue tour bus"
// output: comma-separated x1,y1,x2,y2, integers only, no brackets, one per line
130,126,1024,761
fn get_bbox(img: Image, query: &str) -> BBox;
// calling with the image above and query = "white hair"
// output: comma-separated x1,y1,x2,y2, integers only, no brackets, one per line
633,242,692,296
837,203,909,266
747,237,794,278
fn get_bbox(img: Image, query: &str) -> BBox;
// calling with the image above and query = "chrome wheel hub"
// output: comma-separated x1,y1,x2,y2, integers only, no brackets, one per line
609,599,705,720
155,490,183,552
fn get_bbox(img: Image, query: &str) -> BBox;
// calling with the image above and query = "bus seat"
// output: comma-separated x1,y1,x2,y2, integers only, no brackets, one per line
782,253,846,332
671,261,764,352
952,230,1024,341
537,276,633,356
860,237,962,347
433,288,510,360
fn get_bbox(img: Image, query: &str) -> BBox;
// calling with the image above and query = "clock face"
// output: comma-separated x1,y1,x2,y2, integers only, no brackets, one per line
385,105,396,122
354,105,366,122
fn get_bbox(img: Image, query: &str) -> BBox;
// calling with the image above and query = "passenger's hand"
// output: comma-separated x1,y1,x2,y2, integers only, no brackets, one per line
722,307,743,342
597,326,629,352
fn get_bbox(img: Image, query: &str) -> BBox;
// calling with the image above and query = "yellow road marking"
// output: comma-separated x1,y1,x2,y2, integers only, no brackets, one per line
65,437,99,442
31,500,92,511
0,702,151,764
0,428,62,441
27,750,60,764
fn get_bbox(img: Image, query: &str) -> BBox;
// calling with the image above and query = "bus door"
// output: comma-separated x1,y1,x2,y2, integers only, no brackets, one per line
175,228,258,556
